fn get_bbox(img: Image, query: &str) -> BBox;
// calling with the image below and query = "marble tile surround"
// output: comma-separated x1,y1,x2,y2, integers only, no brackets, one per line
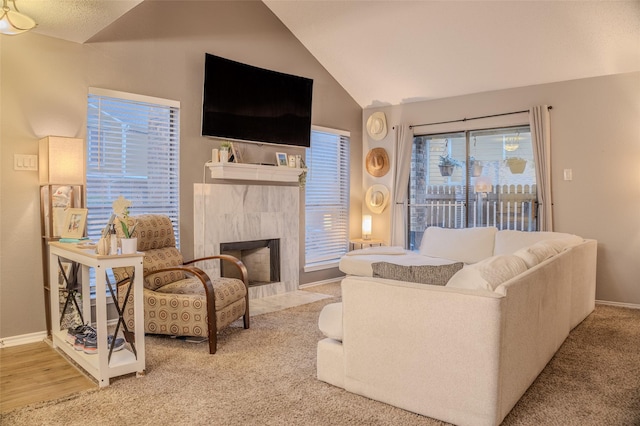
194,183,299,299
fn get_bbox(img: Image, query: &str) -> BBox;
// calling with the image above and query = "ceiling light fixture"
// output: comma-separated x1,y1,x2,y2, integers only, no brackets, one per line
0,0,36,35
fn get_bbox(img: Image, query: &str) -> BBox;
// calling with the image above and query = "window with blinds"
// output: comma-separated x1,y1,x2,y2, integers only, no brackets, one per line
304,126,350,271
86,88,180,246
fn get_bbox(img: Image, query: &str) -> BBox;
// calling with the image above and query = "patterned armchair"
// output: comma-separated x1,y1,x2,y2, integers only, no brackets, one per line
113,214,249,354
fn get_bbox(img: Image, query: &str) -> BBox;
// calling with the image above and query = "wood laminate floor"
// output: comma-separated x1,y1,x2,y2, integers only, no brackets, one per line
0,341,96,414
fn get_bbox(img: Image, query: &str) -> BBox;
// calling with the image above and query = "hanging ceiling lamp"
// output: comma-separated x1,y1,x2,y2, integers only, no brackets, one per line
504,132,520,152
0,0,36,35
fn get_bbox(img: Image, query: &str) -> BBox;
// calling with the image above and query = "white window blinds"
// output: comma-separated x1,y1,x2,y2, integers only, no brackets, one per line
304,126,350,271
86,88,180,245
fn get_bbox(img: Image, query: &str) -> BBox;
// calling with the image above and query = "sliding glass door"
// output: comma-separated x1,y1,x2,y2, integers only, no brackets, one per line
408,126,536,250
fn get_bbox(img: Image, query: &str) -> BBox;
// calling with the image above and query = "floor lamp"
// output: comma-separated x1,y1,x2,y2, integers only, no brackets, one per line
39,136,85,336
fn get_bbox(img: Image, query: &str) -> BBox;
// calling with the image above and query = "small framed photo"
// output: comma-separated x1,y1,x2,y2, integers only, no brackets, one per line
62,208,88,239
230,143,243,164
276,152,288,167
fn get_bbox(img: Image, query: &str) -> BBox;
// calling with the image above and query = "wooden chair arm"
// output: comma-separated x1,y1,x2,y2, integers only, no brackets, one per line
185,255,250,330
185,255,249,289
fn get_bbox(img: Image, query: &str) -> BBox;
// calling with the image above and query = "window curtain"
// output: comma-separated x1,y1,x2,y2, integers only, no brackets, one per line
530,105,553,231
391,124,414,247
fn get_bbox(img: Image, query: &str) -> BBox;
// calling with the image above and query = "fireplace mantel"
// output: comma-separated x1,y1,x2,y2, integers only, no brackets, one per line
206,162,305,183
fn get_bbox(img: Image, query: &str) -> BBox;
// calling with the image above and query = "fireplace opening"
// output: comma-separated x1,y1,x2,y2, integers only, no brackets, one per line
220,239,280,287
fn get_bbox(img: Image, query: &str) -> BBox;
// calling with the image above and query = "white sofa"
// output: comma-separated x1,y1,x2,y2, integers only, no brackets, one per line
318,227,597,426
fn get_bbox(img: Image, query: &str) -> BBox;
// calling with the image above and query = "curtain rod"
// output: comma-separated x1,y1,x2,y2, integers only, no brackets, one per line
408,106,552,129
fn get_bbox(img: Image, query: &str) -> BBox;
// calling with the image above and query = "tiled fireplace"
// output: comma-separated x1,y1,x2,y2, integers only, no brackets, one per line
194,181,299,299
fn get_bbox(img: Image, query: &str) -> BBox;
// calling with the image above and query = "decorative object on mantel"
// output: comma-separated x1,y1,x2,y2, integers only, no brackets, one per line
366,111,388,141
365,147,390,177
365,184,390,214
276,152,288,167
506,157,527,174
230,142,243,163
220,141,231,163
298,157,307,188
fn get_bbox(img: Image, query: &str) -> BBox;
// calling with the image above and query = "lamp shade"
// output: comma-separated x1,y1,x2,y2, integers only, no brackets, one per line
39,136,85,185
362,215,372,240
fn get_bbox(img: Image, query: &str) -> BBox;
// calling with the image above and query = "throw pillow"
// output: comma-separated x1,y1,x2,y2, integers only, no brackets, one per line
447,254,528,291
513,241,558,268
494,230,582,255
371,262,464,286
474,254,529,290
419,226,498,264
446,266,492,291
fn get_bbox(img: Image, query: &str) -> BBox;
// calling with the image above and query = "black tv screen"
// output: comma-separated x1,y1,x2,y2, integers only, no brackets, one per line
202,53,313,148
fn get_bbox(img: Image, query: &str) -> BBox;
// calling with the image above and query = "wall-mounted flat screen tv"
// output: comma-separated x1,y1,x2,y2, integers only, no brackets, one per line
202,53,313,148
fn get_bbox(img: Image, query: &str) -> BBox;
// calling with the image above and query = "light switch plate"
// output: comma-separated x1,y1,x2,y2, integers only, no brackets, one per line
563,169,572,181
14,154,38,171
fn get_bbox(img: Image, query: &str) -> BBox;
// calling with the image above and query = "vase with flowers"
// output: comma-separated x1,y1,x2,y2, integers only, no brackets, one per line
113,196,138,254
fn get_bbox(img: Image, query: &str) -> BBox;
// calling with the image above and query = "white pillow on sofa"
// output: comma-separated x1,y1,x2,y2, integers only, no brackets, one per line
446,266,492,291
494,230,582,255
419,226,498,264
447,254,528,291
513,241,558,268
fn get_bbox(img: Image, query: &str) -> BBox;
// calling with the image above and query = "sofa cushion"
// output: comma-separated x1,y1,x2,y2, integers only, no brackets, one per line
494,230,582,255
419,226,498,264
319,302,343,341
513,241,558,268
447,254,529,291
372,262,464,286
445,266,492,291
543,235,584,252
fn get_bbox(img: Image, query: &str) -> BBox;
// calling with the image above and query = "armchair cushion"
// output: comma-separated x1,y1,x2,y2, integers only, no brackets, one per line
156,276,247,311
143,247,185,291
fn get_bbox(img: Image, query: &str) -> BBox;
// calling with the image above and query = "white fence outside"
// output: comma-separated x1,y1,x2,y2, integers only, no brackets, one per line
408,184,537,249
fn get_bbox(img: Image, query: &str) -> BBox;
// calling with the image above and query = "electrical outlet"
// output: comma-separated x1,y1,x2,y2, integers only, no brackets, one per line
14,154,38,171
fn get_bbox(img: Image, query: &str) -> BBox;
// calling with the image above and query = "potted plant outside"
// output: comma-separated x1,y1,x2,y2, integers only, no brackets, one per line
506,157,527,174
438,155,461,177
469,157,483,177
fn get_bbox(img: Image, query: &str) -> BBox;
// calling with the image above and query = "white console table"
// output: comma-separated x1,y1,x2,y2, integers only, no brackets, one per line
48,241,145,387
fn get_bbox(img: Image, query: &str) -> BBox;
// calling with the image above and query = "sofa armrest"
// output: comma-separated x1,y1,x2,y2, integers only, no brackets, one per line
341,276,505,426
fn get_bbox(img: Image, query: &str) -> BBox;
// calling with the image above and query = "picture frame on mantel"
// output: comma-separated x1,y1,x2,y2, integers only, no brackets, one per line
276,152,288,167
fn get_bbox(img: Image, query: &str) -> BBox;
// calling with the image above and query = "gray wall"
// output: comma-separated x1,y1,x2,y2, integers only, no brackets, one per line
0,1,362,340
365,71,640,305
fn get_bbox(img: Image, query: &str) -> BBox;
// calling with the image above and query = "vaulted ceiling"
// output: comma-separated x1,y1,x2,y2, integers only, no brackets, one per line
17,0,640,108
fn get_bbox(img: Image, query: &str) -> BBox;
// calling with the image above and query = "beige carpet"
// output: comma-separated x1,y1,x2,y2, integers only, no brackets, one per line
2,282,640,425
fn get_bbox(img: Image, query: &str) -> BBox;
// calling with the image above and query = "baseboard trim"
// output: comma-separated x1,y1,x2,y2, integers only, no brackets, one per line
0,331,48,348
300,276,345,289
0,319,120,349
596,300,640,310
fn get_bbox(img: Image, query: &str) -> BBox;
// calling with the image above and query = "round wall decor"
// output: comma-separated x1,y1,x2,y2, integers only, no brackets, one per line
366,111,388,141
365,147,390,177
365,184,390,214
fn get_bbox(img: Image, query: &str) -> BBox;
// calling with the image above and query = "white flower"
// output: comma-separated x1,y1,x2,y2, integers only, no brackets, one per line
112,196,131,218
